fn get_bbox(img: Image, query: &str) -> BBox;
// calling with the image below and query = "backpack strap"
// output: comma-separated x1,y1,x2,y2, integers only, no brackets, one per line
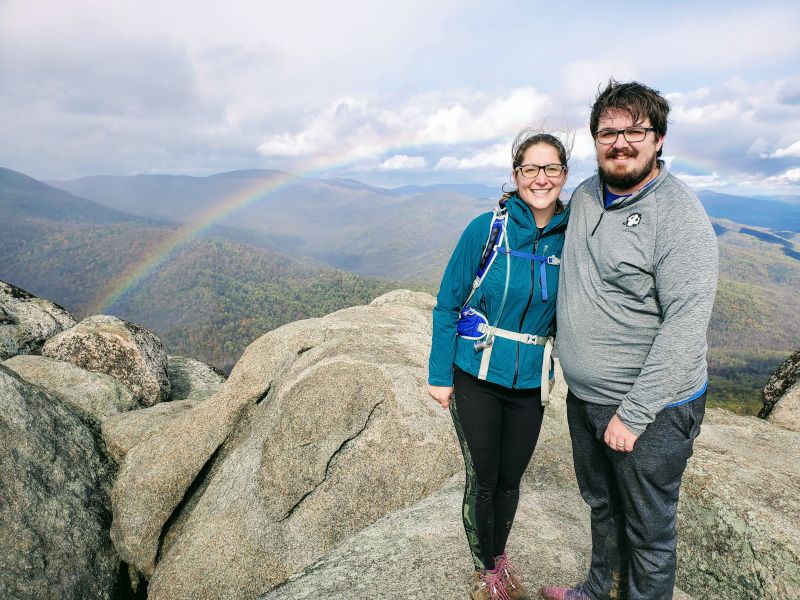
496,249,561,302
460,200,509,311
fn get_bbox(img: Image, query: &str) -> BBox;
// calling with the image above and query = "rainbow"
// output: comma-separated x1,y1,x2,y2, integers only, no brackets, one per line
85,126,554,315
87,170,304,315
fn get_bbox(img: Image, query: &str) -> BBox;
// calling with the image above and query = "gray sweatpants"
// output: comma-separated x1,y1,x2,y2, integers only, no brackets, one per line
566,390,705,600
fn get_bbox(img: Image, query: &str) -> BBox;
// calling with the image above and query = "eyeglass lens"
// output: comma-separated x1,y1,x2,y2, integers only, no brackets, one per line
596,127,650,144
519,164,564,178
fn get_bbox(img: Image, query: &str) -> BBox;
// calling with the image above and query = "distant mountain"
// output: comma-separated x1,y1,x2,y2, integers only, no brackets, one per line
1,167,400,372
48,170,496,280
11,166,800,411
388,183,500,199
707,219,800,412
0,167,146,224
696,190,800,232
46,169,297,223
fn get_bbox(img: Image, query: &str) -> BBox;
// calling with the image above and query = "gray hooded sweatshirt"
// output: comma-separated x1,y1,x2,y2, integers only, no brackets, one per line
556,162,718,435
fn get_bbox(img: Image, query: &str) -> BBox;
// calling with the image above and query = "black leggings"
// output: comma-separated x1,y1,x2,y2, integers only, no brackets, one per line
450,367,545,571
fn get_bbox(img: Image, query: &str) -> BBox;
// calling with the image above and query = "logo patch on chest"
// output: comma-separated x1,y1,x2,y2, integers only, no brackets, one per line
625,213,642,227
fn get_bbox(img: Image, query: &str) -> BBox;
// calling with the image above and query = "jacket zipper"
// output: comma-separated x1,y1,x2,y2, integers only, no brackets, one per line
591,211,604,236
512,234,539,388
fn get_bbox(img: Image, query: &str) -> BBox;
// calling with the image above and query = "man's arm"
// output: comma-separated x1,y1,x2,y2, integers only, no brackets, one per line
615,187,719,436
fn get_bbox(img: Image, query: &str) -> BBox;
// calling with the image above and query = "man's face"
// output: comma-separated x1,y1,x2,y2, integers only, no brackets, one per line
595,109,664,194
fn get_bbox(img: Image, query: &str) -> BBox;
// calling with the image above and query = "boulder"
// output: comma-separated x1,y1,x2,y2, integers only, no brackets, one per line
260,399,800,600
259,454,695,600
0,280,76,360
108,317,324,579
110,290,462,599
3,354,138,433
758,349,800,419
678,409,800,597
102,398,204,464
767,380,800,432
0,365,117,599
42,314,170,406
167,355,226,402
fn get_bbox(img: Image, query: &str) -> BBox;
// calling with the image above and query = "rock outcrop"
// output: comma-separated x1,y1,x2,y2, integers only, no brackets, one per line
759,349,800,432
0,365,117,600
167,354,226,401
678,409,800,597
3,354,139,433
43,314,170,406
259,457,694,600
111,290,461,599
768,382,800,432
0,280,76,360
101,398,204,465
4,282,800,600
260,397,800,600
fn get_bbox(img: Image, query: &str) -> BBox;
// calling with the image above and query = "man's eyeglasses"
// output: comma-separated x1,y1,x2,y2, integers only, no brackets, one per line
595,127,655,145
515,163,566,178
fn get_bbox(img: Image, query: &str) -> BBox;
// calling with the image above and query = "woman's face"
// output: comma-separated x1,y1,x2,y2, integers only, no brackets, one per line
514,143,567,214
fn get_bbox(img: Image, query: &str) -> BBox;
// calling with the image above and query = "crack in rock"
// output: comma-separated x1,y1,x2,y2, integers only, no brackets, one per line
277,399,385,522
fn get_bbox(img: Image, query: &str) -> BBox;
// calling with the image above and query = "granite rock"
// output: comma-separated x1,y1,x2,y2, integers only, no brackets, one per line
43,314,170,406
0,365,117,599
3,354,138,433
0,280,76,360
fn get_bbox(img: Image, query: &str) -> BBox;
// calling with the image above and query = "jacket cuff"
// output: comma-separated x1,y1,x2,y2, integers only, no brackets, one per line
428,374,454,387
615,408,647,437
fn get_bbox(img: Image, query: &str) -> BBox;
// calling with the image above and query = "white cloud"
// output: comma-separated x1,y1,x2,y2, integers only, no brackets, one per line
672,172,727,189
434,144,508,171
256,89,554,170
777,168,800,183
378,155,427,170
769,141,800,159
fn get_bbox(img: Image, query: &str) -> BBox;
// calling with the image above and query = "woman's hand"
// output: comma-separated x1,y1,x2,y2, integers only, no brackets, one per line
427,384,454,409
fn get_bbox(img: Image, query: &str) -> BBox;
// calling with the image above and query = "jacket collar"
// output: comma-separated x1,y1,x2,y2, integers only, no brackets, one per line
506,193,570,234
594,159,669,210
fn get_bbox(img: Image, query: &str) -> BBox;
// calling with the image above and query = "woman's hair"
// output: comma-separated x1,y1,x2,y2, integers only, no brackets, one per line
502,127,573,212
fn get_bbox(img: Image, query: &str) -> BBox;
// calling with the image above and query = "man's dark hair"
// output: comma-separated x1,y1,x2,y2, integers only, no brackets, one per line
590,79,670,157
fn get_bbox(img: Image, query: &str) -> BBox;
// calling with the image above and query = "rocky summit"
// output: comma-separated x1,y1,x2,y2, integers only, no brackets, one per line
0,281,799,599
759,349,800,433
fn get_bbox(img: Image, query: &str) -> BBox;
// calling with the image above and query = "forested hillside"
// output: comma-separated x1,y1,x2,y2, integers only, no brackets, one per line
706,222,800,413
0,170,401,372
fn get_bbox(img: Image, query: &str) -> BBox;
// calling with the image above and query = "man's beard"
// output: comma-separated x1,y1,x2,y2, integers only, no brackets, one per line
598,149,657,190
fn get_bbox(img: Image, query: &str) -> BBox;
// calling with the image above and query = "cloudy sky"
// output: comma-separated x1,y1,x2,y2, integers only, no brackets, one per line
1,0,799,194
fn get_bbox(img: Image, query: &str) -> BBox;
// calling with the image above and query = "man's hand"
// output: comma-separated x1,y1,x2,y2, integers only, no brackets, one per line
427,384,454,409
604,414,639,452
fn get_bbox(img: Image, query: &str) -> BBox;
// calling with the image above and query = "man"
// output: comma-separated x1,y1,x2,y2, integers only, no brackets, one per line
539,80,718,600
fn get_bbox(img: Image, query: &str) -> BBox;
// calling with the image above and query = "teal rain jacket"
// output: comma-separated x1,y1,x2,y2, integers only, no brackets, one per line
429,194,569,389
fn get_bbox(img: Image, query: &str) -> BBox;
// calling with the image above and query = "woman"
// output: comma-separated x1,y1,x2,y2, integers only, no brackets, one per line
427,129,570,600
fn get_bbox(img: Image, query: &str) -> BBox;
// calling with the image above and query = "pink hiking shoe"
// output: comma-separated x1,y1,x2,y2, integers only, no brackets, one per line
471,567,511,600
537,584,591,600
494,553,530,600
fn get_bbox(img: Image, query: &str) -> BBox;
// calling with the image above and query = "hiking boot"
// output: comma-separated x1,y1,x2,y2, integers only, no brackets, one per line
537,584,591,600
471,568,511,600
494,553,530,600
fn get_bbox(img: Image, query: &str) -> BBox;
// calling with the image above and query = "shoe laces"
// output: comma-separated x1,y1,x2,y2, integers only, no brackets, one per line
477,568,512,600
494,553,523,587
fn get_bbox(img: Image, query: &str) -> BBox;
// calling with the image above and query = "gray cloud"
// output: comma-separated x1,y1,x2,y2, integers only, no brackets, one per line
0,0,798,195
